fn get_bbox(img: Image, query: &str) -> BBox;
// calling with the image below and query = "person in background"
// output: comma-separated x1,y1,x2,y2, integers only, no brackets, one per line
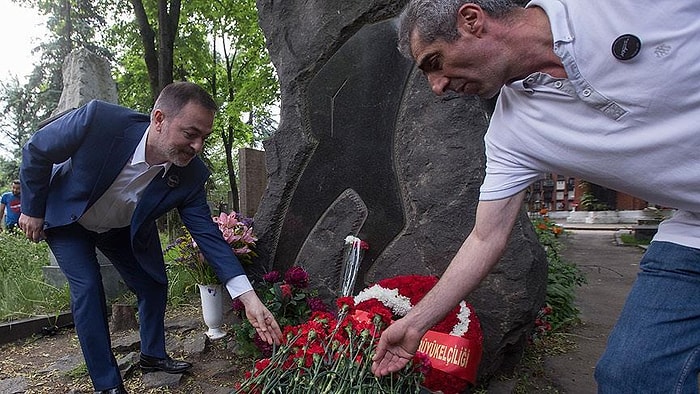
0,179,21,232
19,82,282,394
371,0,700,392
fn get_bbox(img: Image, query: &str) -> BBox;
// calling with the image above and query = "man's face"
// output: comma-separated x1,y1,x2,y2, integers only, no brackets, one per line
411,29,506,99
150,102,215,167
11,183,19,196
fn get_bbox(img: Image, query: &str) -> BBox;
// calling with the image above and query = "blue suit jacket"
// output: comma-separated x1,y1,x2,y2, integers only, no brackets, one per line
20,100,245,284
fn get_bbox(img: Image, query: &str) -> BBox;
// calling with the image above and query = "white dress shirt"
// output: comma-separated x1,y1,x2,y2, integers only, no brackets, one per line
78,127,253,298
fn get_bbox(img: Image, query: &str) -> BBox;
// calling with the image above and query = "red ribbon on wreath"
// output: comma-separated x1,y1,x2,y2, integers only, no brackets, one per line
354,275,483,394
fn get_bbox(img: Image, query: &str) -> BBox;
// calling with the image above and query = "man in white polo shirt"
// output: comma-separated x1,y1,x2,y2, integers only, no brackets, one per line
371,0,700,391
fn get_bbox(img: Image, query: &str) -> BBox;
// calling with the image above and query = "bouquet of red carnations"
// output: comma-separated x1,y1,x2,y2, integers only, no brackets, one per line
235,297,430,393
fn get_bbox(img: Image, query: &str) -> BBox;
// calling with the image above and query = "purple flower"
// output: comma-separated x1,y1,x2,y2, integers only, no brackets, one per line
307,296,328,312
253,333,273,357
284,266,309,288
232,298,245,312
262,271,281,283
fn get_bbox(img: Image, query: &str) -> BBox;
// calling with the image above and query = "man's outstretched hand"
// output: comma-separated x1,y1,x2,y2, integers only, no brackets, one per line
238,290,283,346
371,319,423,376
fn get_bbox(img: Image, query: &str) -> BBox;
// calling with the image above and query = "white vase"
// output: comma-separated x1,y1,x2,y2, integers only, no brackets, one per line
197,283,227,340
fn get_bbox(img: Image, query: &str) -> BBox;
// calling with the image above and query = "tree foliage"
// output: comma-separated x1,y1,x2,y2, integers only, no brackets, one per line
0,0,111,174
206,0,279,211
2,0,279,217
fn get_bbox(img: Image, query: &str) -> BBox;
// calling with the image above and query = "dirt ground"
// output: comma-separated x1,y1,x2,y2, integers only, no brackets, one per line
0,229,642,393
0,305,252,394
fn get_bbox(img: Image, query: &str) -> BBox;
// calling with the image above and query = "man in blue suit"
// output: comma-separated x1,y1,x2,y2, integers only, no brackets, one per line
19,82,282,394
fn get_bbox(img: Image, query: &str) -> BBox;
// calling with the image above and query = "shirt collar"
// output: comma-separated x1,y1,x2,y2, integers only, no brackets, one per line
526,0,574,45
131,126,172,176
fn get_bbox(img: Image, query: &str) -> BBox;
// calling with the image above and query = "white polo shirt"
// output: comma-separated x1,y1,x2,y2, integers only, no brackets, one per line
480,0,700,248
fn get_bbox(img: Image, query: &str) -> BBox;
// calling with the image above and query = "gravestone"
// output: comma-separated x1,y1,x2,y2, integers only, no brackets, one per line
41,47,128,301
255,0,545,381
238,148,267,217
51,47,118,115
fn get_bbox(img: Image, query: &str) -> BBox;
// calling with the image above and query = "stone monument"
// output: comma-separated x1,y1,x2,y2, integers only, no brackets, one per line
253,0,546,382
41,47,128,301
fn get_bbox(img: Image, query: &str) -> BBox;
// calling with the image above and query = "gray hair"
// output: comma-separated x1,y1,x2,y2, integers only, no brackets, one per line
397,0,519,58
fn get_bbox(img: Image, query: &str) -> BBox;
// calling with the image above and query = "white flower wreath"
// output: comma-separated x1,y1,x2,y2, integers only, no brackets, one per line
354,283,472,337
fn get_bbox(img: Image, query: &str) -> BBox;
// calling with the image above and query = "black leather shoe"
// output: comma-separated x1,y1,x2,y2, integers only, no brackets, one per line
95,384,128,394
139,353,192,374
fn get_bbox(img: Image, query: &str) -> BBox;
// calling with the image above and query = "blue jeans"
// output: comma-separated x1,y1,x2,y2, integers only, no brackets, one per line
596,241,700,393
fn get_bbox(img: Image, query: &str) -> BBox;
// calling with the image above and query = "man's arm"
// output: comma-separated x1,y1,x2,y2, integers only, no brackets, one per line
372,190,526,376
178,185,282,344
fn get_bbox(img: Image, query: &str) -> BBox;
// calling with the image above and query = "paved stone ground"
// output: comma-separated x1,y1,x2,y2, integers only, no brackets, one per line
545,229,643,393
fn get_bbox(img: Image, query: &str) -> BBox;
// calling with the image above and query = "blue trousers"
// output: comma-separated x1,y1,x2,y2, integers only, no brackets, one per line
596,241,700,393
46,223,168,391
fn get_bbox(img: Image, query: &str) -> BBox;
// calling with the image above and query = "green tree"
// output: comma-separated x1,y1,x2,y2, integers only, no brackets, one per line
128,0,181,99
14,0,113,111
206,0,279,211
4,0,279,219
112,0,279,212
0,77,43,160
0,0,112,160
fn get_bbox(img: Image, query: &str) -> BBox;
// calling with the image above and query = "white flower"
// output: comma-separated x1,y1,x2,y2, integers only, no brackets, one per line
345,235,361,244
449,301,472,337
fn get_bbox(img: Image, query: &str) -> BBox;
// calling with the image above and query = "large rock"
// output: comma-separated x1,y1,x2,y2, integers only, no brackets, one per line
52,47,118,116
254,0,546,381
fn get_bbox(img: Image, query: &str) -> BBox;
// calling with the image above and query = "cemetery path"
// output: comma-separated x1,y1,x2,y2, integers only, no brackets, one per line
541,229,642,393
0,228,642,393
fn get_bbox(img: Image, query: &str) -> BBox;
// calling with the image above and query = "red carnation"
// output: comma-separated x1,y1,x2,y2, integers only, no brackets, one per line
280,283,293,300
254,358,271,372
413,352,432,375
232,298,245,312
336,296,356,314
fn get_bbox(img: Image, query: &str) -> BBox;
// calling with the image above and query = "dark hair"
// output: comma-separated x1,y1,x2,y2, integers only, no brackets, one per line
397,0,518,58
11,179,19,185
152,82,218,116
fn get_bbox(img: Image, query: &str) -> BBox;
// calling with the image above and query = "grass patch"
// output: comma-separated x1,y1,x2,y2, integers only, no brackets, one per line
472,333,578,394
510,333,577,393
619,233,650,246
65,362,89,379
474,214,586,393
0,230,71,322
0,229,202,324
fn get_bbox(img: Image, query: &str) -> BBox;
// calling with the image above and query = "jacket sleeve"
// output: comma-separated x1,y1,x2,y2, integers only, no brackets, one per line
20,101,99,218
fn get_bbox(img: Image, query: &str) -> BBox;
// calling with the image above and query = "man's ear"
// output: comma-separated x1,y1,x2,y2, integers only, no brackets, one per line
457,4,483,37
152,109,165,131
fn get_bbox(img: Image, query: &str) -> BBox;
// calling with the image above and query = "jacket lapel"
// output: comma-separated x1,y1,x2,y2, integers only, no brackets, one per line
88,123,146,207
131,166,182,232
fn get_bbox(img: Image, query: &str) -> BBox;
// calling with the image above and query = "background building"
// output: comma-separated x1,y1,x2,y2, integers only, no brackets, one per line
524,174,648,212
